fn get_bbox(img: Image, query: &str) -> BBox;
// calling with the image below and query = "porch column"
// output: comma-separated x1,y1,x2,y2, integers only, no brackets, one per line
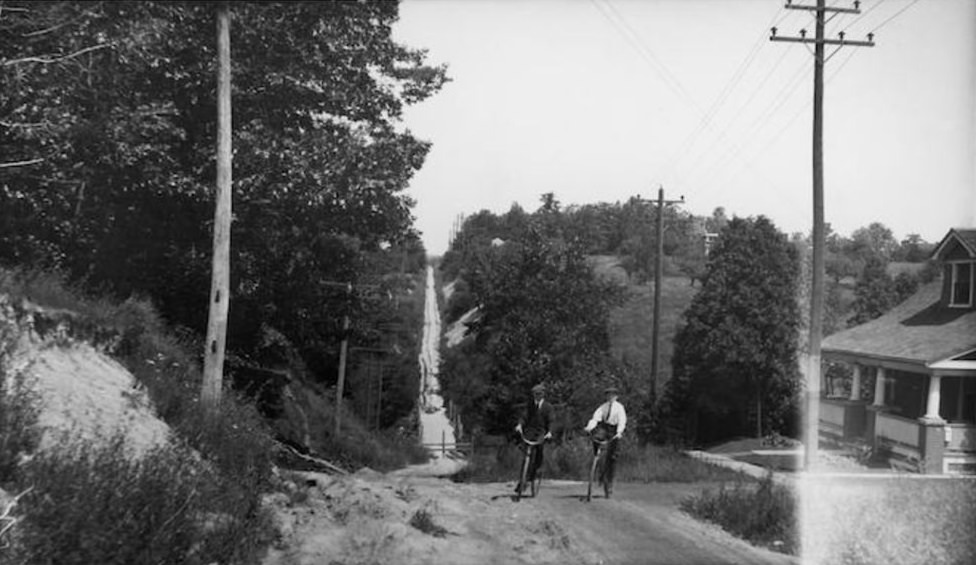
922,373,944,422
872,367,886,406
849,364,862,401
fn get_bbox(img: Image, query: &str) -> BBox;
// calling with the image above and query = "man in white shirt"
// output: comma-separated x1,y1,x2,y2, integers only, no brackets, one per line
584,385,626,497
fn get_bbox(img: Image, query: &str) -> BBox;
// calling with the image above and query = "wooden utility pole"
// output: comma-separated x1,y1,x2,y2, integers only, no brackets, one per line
771,0,873,470
334,283,352,437
202,2,233,411
641,188,683,397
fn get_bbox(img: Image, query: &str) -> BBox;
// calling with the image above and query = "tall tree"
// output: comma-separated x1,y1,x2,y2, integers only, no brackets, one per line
667,216,801,443
0,1,447,389
441,209,625,435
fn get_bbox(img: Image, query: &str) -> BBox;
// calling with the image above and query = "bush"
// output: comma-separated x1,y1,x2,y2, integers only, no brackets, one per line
681,473,798,555
452,437,748,484
8,432,274,565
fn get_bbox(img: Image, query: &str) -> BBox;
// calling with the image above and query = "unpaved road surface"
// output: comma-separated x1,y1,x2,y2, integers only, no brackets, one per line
263,459,797,565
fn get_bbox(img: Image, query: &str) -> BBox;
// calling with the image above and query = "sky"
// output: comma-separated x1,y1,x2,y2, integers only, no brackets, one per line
392,0,976,257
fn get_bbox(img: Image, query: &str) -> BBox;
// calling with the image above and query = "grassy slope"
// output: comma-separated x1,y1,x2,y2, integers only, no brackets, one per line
589,255,699,393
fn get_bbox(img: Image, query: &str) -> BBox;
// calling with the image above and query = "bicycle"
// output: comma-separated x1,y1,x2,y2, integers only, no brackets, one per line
586,435,611,502
515,430,546,501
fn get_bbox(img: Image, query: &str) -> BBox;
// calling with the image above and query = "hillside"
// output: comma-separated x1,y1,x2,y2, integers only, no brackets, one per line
588,255,699,393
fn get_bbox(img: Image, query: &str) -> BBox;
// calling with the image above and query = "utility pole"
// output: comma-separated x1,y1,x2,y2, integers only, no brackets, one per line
328,281,386,437
771,0,873,470
640,188,683,397
334,283,352,438
202,2,232,413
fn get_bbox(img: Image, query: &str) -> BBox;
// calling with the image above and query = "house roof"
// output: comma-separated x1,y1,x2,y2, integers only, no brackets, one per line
932,228,976,259
822,281,976,366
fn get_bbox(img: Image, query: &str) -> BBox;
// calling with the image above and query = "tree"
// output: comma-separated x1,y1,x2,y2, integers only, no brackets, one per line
440,210,625,435
0,1,447,396
849,255,897,326
666,216,801,444
849,222,899,263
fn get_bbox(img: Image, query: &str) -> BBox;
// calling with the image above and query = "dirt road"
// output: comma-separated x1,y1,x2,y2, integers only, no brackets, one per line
263,459,798,565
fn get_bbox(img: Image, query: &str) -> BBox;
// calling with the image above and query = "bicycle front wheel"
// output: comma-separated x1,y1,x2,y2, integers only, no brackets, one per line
586,452,600,502
517,449,532,501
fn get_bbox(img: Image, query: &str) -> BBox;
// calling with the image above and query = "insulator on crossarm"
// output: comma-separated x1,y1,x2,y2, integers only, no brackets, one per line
800,29,807,38
838,31,846,41
771,26,778,37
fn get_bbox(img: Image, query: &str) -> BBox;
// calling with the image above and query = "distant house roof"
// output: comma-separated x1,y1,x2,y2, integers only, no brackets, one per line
822,281,976,367
932,228,976,259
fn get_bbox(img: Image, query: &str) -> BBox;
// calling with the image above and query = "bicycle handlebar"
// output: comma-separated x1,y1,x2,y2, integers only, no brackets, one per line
518,430,547,446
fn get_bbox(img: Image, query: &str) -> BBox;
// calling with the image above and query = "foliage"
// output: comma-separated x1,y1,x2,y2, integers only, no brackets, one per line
408,506,448,537
439,202,627,436
665,216,802,445
804,478,976,565
451,437,747,484
681,474,798,555
0,1,444,425
8,433,274,565
848,255,920,326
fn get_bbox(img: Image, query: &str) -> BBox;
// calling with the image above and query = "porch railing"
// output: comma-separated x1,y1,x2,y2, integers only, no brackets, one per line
875,412,920,452
820,399,846,433
946,424,976,452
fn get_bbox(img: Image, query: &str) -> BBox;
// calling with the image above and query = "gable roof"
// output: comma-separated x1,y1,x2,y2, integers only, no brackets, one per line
822,281,976,366
932,228,976,260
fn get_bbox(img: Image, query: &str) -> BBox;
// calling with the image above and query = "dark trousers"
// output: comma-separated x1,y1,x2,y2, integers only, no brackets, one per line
528,443,544,481
593,424,619,487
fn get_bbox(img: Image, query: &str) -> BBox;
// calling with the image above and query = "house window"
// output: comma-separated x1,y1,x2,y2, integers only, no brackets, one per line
950,262,973,307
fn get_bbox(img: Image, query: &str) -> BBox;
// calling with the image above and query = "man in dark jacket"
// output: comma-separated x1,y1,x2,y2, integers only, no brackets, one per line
515,383,554,484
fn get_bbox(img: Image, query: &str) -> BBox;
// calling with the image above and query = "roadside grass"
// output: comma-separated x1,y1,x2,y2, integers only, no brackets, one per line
0,268,275,562
681,473,798,555
801,477,976,564
451,436,747,484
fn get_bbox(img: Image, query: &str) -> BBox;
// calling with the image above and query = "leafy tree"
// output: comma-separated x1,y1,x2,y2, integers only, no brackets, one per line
894,234,934,263
440,209,625,435
849,255,897,326
665,216,801,444
848,222,899,264
0,1,447,436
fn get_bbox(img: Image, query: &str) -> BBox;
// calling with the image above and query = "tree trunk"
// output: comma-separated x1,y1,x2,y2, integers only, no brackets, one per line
201,2,232,412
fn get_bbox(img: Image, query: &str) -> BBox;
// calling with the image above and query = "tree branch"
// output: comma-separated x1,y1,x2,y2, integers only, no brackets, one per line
0,157,44,169
2,42,112,67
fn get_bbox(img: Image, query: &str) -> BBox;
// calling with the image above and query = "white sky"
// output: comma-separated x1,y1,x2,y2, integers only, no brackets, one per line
392,0,976,256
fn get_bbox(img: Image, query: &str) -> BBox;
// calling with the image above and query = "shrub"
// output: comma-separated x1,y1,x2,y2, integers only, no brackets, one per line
9,432,273,565
681,473,798,555
452,437,749,484
0,370,41,486
408,506,448,537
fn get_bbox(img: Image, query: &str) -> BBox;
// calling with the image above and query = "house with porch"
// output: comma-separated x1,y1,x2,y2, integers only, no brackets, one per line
820,228,976,474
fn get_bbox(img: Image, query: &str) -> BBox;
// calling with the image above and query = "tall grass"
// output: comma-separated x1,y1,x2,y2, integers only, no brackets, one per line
452,436,747,484
0,268,276,562
681,473,798,555
802,478,976,564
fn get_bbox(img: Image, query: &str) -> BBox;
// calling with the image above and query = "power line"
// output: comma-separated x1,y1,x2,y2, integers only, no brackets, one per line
871,0,923,33
660,3,788,181
715,47,862,190
588,0,691,103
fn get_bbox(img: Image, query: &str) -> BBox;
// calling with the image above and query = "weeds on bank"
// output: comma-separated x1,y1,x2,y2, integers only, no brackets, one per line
452,436,749,484
681,473,798,555
409,506,448,537
9,431,273,565
0,269,276,563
